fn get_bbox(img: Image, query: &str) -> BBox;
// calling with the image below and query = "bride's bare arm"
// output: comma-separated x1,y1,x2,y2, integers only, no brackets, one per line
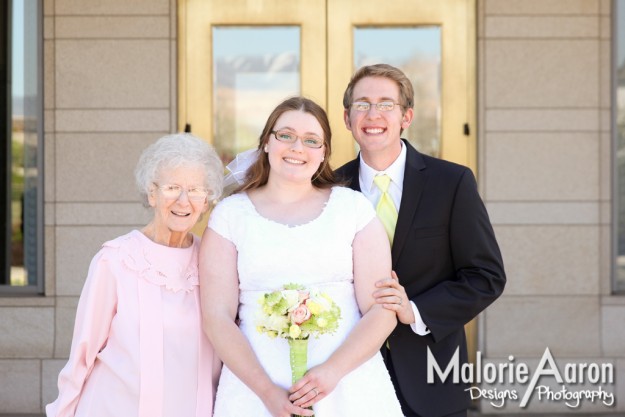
289,217,396,406
199,228,313,417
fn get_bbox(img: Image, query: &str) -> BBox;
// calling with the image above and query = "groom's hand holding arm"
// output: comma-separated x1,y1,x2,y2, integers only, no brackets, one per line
373,272,431,335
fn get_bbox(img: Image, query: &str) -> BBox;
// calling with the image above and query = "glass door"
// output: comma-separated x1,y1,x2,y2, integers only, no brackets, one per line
327,0,476,169
178,0,326,162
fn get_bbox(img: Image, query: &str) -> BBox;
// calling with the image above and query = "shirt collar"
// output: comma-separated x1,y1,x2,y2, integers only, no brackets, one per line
359,141,407,193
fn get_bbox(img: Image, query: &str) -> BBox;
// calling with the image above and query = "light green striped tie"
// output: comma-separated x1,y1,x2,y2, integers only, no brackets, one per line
373,174,398,246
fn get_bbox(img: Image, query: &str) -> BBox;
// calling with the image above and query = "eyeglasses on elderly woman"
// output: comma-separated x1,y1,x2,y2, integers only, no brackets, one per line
153,183,210,201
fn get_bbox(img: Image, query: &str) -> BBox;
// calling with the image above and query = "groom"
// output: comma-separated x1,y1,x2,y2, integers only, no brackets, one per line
336,64,506,417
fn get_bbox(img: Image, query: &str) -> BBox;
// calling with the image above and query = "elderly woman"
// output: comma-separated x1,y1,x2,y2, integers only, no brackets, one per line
47,133,223,417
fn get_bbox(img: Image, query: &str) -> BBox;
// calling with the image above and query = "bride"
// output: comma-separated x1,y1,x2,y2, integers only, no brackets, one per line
199,96,404,417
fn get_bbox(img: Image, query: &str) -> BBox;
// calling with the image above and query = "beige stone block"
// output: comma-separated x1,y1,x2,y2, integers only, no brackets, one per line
485,109,599,132
0,297,54,307
43,359,66,408
56,202,152,226
601,295,625,305
600,201,611,225
55,109,170,132
601,40,611,108
600,16,611,39
602,305,625,356
45,203,55,227
600,132,610,200
0,307,54,358
0,360,41,413
44,40,55,109
485,132,599,201
485,0,599,15
485,16,598,38
169,0,176,38
617,359,625,412
56,16,169,39
44,132,55,201
45,226,56,297
601,109,611,131
477,355,616,413
485,296,601,356
55,226,131,296
45,109,55,132
56,40,169,109
55,0,169,15
54,296,79,358
477,0,485,39
477,41,487,191
488,202,598,225
44,0,54,16
485,39,598,108
599,226,611,296
55,133,159,202
170,39,177,132
494,226,599,296
44,16,54,39
43,203,56,226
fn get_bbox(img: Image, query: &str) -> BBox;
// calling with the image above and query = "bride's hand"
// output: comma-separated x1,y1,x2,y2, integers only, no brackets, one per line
288,363,341,408
260,384,314,417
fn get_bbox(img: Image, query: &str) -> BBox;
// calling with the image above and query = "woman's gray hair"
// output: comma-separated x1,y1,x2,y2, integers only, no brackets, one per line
134,133,224,207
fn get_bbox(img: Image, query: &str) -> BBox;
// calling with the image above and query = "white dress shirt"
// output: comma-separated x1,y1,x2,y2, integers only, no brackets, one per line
358,143,431,336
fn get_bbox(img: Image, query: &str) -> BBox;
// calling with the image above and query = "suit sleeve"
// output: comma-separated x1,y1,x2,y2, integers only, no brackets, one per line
413,168,506,343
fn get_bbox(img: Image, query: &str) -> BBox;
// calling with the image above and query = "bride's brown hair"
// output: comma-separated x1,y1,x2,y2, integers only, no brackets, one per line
236,96,339,192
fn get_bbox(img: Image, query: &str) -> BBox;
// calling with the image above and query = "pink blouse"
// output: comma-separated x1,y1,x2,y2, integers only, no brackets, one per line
46,230,216,417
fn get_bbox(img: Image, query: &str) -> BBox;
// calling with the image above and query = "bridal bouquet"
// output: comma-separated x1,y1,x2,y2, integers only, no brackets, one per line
256,284,341,415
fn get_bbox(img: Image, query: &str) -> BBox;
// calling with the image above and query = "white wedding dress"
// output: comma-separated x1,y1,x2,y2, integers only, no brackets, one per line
208,186,404,417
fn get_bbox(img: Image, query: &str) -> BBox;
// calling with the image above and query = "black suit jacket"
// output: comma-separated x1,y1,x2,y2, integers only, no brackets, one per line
336,140,506,417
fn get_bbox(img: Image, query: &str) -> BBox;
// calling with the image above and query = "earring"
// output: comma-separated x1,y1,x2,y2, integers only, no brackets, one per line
264,145,268,152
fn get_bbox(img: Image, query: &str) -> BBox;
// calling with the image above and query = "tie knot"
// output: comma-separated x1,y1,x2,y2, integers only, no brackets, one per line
373,174,391,193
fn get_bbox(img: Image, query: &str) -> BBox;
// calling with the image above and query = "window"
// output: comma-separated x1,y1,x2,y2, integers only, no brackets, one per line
353,27,442,158
1,0,43,293
212,26,300,162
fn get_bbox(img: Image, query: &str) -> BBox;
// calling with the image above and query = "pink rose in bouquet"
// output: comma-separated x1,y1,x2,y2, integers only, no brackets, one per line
291,303,312,325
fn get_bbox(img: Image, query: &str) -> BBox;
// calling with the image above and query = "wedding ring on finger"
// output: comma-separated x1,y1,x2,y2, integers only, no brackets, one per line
312,388,319,397
398,296,402,306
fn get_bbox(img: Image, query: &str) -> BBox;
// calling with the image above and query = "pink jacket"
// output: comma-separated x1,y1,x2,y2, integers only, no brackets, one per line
46,230,217,417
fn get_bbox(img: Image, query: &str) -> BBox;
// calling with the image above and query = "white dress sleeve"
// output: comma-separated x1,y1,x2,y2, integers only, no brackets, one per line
349,188,377,232
207,197,235,242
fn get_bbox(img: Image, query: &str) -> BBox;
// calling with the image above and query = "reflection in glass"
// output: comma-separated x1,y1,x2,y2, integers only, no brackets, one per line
616,0,625,292
213,27,300,163
4,0,40,287
354,27,441,157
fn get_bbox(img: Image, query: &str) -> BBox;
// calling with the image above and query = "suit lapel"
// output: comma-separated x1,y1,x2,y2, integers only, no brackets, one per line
392,141,427,263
